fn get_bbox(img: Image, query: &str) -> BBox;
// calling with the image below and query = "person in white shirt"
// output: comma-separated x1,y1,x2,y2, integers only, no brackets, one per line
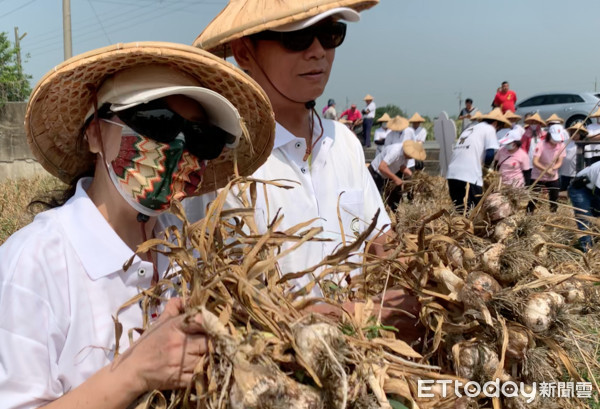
192,1,423,341
568,160,600,251
560,122,588,191
0,43,275,409
446,109,507,210
373,112,391,156
323,98,337,119
368,140,426,210
585,108,600,166
402,112,428,170
384,115,409,147
497,110,525,142
361,93,376,147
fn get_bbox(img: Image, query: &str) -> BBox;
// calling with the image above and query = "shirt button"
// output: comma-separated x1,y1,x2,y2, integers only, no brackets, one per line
137,268,146,277
295,142,302,149
301,168,306,174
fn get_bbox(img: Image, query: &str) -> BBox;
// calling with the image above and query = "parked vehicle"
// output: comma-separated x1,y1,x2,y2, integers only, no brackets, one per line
515,92,600,127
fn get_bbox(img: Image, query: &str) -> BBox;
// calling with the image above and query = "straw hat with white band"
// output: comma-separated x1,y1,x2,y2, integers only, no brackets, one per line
25,42,275,193
193,0,379,58
546,113,565,124
524,113,546,126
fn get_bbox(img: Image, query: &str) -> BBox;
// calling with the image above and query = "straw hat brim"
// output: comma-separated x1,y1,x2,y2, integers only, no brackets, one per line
193,0,379,57
403,140,426,161
480,112,512,129
408,113,426,123
26,42,275,194
524,114,546,126
376,113,390,123
387,116,409,132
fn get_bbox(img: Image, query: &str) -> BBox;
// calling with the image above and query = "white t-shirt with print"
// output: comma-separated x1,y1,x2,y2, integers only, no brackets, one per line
446,122,500,186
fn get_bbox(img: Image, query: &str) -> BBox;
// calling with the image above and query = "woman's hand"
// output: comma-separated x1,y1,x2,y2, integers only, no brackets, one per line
117,298,208,394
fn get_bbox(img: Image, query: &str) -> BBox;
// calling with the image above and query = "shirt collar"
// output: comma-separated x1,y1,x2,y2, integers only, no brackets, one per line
58,178,145,280
274,118,325,150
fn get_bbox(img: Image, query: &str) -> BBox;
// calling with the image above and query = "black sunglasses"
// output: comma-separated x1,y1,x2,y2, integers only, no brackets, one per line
250,21,346,52
98,99,237,160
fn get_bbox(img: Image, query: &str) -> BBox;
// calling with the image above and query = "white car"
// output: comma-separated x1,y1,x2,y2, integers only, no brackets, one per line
515,92,600,127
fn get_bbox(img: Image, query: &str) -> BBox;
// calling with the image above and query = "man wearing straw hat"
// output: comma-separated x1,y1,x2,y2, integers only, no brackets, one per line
402,112,427,170
361,94,376,147
191,0,424,339
0,41,275,408
373,112,391,156
446,109,507,210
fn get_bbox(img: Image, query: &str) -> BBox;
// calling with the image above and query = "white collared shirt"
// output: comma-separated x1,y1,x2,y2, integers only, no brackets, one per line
373,126,391,156
184,119,391,298
371,143,408,177
364,102,376,119
384,130,403,146
0,178,167,408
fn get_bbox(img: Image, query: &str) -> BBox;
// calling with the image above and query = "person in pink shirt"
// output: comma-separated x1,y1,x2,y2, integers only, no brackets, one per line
339,103,362,123
528,125,567,212
494,130,531,188
492,81,517,113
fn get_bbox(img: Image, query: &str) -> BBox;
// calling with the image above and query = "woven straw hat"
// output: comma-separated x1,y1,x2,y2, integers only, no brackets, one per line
546,113,564,124
364,94,374,100
470,111,482,121
376,112,391,123
193,0,379,58
386,115,409,132
481,108,511,128
503,110,522,121
524,113,546,126
408,112,426,123
25,42,275,194
403,140,426,161
591,108,600,118
567,122,589,137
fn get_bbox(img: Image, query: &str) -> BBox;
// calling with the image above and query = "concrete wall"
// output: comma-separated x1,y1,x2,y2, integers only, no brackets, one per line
0,102,46,181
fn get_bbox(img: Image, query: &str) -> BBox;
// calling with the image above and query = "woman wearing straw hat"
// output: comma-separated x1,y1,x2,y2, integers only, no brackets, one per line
0,42,274,408
446,109,505,210
520,112,547,184
527,124,567,213
373,112,391,156
191,0,424,343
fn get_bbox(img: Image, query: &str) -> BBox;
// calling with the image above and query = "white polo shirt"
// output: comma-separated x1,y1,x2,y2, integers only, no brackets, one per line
364,102,376,119
446,122,499,186
384,130,403,146
184,119,391,298
371,143,408,177
0,178,167,408
576,161,600,190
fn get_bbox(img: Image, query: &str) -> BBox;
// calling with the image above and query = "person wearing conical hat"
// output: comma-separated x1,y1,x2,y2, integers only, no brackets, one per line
191,0,423,343
361,94,376,147
495,110,524,145
560,123,588,192
520,112,547,184
458,98,478,132
0,42,275,407
494,129,531,188
368,138,426,211
373,112,391,156
402,113,428,170
446,109,504,210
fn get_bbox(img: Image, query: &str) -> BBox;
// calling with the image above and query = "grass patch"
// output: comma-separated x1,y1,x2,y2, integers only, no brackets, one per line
0,175,64,244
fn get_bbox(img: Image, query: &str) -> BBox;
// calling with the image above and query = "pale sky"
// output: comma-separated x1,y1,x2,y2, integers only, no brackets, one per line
2,0,600,118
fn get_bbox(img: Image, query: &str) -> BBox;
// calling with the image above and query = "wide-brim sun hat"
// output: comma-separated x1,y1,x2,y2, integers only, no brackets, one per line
408,112,426,123
376,112,391,123
504,110,521,121
546,113,564,124
386,115,409,132
26,41,275,194
403,140,426,161
524,112,546,126
590,108,600,118
481,108,511,129
470,111,482,121
192,0,379,58
364,94,374,100
498,129,522,146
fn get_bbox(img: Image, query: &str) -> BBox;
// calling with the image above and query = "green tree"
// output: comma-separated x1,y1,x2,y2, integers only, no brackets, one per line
0,31,31,105
375,104,405,122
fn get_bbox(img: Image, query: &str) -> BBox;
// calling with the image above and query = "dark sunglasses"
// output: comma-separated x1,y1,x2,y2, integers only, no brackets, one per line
98,99,237,160
250,21,346,52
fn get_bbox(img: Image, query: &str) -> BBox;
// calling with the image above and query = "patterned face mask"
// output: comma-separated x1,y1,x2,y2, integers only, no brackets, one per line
105,128,205,216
